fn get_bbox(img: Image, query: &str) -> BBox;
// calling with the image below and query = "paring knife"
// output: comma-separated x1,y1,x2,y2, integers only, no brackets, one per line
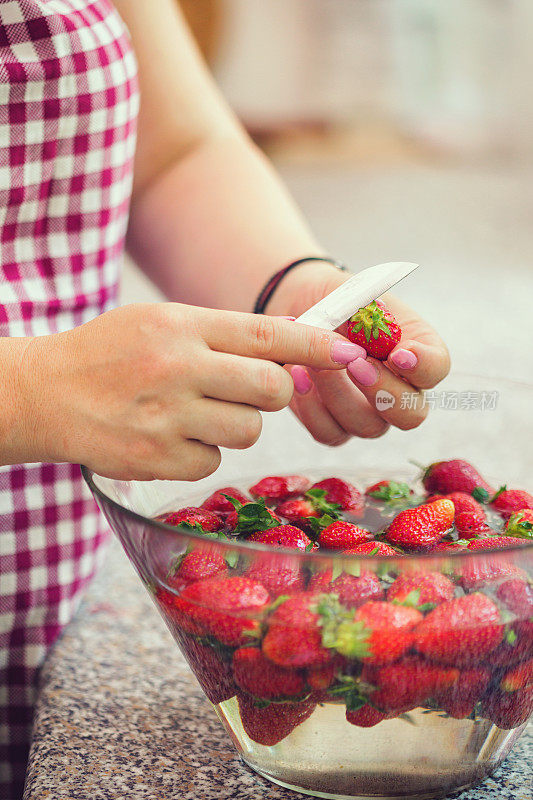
294,261,419,330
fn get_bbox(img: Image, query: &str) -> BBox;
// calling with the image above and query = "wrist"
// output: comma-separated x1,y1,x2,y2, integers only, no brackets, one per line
265,259,348,318
0,336,43,465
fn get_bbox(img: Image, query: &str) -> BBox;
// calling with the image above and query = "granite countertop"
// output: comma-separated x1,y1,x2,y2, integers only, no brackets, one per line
23,536,532,800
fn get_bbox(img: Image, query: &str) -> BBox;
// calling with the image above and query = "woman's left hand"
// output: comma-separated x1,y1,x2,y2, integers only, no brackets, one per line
267,261,451,446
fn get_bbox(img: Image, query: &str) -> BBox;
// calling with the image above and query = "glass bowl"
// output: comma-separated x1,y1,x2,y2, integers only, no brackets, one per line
81,373,533,800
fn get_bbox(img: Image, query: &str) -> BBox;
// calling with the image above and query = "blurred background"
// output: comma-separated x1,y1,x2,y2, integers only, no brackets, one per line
122,0,533,382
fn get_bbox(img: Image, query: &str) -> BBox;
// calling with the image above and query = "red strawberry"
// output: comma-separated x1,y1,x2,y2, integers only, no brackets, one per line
344,541,400,557
459,556,525,591
333,601,422,665
363,657,458,714
433,667,490,719
492,488,533,520
248,525,315,551
173,576,270,646
346,705,392,727
466,536,527,551
429,491,484,516
237,693,316,745
167,547,227,590
249,475,310,501
275,497,319,524
481,686,533,729
385,499,455,550
422,459,493,496
505,509,533,539
156,587,206,637
245,554,304,597
365,480,413,501
318,521,373,550
496,579,533,618
431,540,468,553
308,569,384,609
159,506,222,532
306,655,347,691
386,571,455,607
455,511,489,538
310,478,364,516
201,487,249,515
490,631,533,669
500,658,533,693
262,594,334,668
233,647,306,699
414,593,503,666
346,300,401,361
176,634,236,704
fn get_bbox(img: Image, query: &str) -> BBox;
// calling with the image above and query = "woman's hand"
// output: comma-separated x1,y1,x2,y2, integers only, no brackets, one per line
13,303,364,480
266,261,451,446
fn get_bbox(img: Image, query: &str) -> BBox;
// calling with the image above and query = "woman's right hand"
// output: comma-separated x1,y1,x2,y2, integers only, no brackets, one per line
11,303,364,480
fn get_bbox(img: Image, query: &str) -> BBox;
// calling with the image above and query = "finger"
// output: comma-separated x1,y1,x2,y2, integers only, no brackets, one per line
288,368,350,446
158,440,221,482
180,398,263,450
196,351,294,412
387,338,451,390
347,357,428,431
195,308,365,370
311,369,390,439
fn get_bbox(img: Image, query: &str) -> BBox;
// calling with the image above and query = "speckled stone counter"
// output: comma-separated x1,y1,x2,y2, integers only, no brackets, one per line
23,537,532,800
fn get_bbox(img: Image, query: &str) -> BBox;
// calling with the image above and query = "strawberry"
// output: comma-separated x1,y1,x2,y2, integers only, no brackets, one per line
385,499,454,550
223,496,282,536
413,593,503,666
176,634,236,704
233,646,306,699
248,524,315,551
454,511,490,538
386,571,455,608
363,657,458,714
306,655,347,691
489,630,533,669
431,540,468,553
491,487,533,520
275,497,319,524
308,569,384,609
249,475,310,501
167,547,227,590
156,587,207,637
245,554,304,597
346,300,401,360
466,536,527,551
332,601,422,665
504,509,533,539
173,576,270,646
496,578,533,618
428,491,485,516
481,685,533,729
459,556,525,591
500,658,533,693
310,478,364,516
201,486,249,515
344,541,400,557
318,521,373,550
346,705,393,727
433,667,490,719
365,480,413,502
237,693,316,746
262,593,335,668
422,459,494,496
158,506,222,532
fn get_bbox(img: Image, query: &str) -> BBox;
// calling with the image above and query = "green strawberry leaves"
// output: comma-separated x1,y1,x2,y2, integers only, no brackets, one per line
305,489,342,516
223,494,281,536
349,301,393,343
367,481,412,503
505,512,533,540
391,588,437,614
472,487,490,503
490,485,507,502
328,676,369,711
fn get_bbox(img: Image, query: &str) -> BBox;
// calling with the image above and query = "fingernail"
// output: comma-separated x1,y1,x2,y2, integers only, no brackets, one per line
348,357,379,387
291,365,313,395
279,315,296,321
331,340,366,364
390,348,418,370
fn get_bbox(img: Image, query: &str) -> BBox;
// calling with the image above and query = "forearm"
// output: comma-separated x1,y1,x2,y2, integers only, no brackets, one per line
0,336,41,466
126,134,330,312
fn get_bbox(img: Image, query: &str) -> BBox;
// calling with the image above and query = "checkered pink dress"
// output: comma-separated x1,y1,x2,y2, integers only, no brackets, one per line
0,2,138,795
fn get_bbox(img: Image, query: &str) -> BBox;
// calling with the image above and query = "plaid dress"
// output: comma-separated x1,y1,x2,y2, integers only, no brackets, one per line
0,2,138,795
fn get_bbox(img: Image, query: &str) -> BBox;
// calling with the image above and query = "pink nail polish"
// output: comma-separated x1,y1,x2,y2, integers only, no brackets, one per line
390,348,418,370
291,365,313,395
348,357,379,387
331,340,366,364
279,315,296,321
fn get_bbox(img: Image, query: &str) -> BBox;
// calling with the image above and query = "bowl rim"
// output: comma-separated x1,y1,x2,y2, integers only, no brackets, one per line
80,464,533,562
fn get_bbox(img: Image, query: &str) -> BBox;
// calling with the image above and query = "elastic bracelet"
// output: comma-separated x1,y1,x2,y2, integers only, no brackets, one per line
253,256,350,315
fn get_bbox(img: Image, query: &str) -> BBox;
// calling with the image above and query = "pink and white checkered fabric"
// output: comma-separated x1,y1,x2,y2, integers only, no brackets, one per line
0,1,138,795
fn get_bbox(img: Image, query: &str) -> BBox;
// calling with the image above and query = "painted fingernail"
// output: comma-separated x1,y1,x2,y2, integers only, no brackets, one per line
348,357,379,387
279,315,296,321
390,348,418,370
331,340,366,364
291,365,313,395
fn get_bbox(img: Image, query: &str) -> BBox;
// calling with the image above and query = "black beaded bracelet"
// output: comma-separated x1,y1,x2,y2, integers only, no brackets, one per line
253,256,350,315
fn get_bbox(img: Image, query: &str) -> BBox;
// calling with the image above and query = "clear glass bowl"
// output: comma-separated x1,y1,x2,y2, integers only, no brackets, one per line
82,373,533,800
